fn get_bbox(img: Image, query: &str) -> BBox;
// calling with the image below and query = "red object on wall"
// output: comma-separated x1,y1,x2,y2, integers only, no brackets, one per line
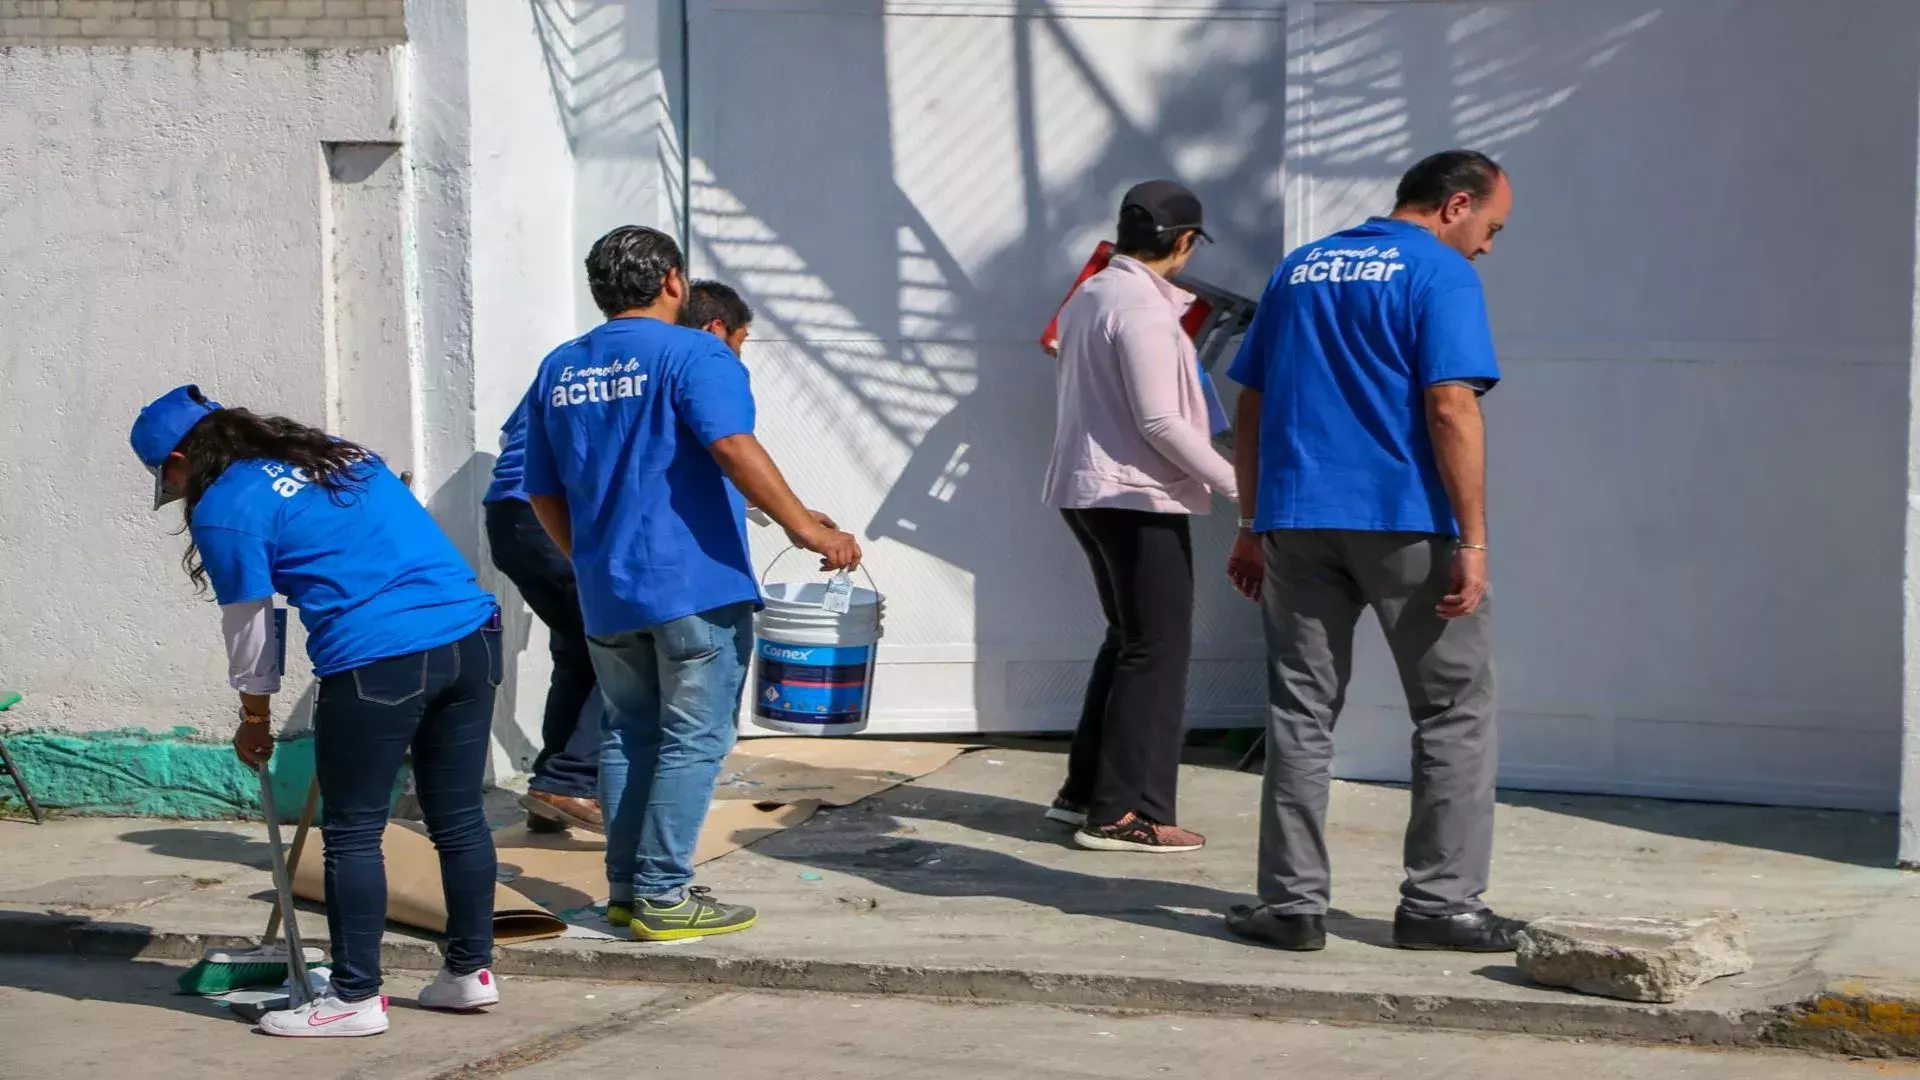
1039,240,1213,354
1182,295,1214,339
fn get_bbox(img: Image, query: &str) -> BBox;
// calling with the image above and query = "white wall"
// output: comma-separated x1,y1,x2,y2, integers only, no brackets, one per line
9,2,1912,823
453,0,684,772
466,0,585,773
564,0,685,327
1302,0,1915,812
686,0,1288,736
0,47,401,734
1902,80,1920,866
393,0,599,778
683,0,1919,810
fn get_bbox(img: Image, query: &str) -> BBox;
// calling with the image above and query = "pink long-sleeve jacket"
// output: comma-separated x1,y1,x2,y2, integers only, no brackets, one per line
1042,254,1238,514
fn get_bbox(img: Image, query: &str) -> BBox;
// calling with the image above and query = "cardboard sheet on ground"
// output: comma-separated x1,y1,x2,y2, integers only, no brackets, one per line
292,739,972,943
292,821,568,945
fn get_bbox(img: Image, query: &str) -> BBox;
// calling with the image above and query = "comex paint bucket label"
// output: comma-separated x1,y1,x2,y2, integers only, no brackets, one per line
752,551,885,736
753,640,874,727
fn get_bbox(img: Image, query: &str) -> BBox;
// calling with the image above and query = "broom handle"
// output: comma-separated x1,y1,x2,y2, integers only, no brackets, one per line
262,775,320,946
259,763,315,1006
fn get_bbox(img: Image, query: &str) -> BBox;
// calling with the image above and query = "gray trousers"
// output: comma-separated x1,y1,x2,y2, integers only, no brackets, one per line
1257,530,1497,916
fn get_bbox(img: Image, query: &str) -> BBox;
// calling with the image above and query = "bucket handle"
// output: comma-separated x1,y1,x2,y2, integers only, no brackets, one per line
760,546,880,603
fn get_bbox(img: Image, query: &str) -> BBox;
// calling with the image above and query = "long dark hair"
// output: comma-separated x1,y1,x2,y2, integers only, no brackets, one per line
176,408,372,593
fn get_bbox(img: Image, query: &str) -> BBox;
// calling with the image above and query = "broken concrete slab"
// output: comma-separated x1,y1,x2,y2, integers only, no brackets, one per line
1517,912,1752,1003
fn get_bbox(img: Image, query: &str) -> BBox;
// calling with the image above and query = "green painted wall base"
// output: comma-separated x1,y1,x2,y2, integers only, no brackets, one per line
0,727,403,822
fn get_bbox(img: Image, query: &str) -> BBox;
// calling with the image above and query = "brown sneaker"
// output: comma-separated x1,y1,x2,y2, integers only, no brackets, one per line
519,791,604,834
1073,812,1205,853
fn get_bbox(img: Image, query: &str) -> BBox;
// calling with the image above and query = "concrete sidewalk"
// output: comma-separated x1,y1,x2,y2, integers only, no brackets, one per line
2,741,1915,1055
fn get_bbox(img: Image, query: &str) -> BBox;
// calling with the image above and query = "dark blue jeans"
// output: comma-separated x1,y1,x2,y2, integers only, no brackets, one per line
485,497,601,797
313,626,500,1002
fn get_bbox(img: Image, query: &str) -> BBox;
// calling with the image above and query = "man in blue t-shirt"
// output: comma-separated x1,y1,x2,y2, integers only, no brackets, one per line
486,279,767,837
522,225,859,942
1222,150,1522,954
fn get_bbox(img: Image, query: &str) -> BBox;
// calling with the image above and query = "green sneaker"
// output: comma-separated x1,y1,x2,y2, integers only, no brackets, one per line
605,904,633,928
628,886,757,942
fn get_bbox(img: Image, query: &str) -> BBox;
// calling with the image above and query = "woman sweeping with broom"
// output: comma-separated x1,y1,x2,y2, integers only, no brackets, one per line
130,385,503,1038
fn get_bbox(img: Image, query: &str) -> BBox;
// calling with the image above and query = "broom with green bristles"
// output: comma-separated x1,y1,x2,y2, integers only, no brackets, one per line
176,773,325,995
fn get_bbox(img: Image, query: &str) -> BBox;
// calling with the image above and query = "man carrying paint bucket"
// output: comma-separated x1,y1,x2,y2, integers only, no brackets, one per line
484,280,762,839
674,281,888,737
522,225,859,942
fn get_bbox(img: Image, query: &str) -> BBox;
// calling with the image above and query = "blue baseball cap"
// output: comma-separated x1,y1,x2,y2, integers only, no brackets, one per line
130,384,223,509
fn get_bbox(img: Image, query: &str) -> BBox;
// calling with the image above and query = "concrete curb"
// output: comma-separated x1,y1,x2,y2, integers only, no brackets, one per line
485,942,1783,1047
0,909,1805,1048
1761,988,1920,1059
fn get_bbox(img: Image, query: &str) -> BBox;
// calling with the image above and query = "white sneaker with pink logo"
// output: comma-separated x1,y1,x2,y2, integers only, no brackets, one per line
257,992,390,1038
417,967,500,1012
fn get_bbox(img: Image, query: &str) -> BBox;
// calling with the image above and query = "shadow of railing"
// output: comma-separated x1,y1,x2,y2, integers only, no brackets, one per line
528,0,1708,766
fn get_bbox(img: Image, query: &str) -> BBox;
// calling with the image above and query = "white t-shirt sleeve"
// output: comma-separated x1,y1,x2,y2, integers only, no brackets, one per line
221,599,282,695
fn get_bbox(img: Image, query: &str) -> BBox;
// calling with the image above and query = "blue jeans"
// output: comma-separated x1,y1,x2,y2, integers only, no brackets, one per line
591,602,753,903
312,626,500,1001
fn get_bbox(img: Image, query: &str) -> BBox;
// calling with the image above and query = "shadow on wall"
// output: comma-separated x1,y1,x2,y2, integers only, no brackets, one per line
526,0,1667,726
659,0,1662,726
530,0,688,325
424,450,540,780
517,2,1907,821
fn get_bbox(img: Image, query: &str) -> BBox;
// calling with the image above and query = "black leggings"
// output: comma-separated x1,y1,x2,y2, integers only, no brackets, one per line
1058,507,1195,826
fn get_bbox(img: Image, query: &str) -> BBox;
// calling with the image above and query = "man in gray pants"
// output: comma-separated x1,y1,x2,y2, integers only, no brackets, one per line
1220,150,1522,953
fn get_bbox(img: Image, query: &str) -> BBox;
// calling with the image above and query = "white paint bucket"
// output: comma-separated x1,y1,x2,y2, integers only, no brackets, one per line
751,552,885,736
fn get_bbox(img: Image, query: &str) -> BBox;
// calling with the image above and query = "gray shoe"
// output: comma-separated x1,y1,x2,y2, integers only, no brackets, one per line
628,886,758,942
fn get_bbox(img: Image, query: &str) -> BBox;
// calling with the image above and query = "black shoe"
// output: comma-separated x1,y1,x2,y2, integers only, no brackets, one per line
1392,908,1525,952
1225,905,1327,951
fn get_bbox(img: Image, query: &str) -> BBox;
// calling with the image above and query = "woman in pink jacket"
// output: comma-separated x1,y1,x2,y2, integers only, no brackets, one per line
1042,181,1239,853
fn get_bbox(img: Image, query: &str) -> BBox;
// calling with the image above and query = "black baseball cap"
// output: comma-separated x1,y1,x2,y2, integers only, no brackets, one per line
1119,179,1211,242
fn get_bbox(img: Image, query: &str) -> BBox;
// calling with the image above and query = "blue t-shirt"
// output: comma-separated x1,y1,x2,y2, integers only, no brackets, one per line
521,317,759,636
189,456,496,676
483,393,531,505
1227,217,1501,535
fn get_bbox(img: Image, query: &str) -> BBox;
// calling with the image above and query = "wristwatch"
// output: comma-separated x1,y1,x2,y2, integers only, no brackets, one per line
1237,517,1256,532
